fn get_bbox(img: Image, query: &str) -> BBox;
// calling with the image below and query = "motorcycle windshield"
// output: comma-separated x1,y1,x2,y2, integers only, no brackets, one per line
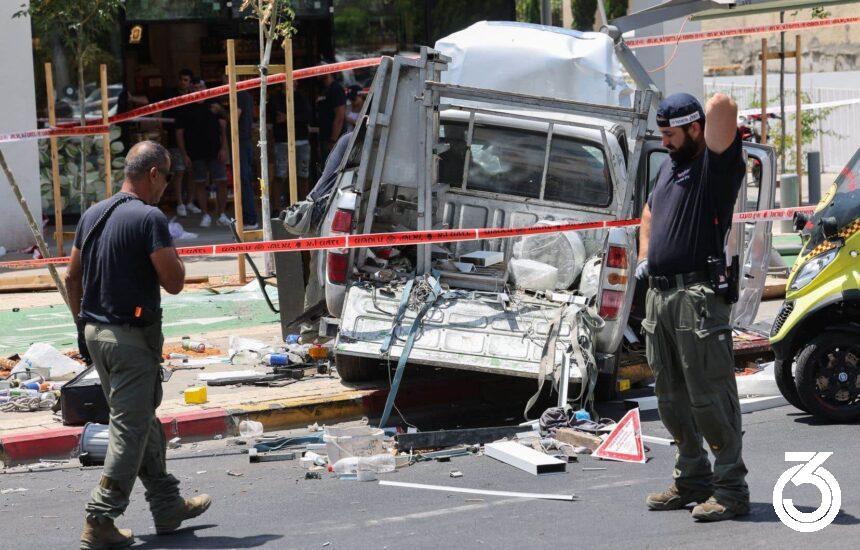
801,148,860,255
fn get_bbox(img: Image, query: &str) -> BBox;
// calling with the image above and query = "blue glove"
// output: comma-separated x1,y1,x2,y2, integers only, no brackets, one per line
635,259,649,281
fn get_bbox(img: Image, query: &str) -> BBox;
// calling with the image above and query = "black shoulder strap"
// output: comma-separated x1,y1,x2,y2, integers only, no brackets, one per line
79,195,138,255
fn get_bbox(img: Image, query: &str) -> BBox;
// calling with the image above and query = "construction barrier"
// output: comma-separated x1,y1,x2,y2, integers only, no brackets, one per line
626,16,860,49
0,125,110,144
0,206,817,270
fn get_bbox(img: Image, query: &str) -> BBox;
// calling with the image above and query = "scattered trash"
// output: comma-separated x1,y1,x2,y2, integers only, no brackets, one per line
213,434,223,440
238,420,264,438
582,467,607,471
331,454,395,479
593,409,646,464
0,488,27,495
641,435,674,447
14,343,85,380
196,471,207,475
324,425,386,463
249,448,296,463
395,426,521,451
226,470,244,477
465,498,485,503
167,437,182,449
379,480,575,502
182,337,207,353
449,470,463,478
301,451,328,469
554,428,603,452
305,471,321,480
484,441,567,475
184,386,208,405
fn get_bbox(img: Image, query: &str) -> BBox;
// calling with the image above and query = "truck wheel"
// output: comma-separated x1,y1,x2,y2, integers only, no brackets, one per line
335,354,381,382
773,358,808,413
794,332,860,423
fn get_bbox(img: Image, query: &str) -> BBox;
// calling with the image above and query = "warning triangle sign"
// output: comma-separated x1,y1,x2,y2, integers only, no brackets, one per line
593,408,646,463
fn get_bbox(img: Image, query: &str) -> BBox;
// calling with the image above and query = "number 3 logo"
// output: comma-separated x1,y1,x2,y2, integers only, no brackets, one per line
773,452,841,532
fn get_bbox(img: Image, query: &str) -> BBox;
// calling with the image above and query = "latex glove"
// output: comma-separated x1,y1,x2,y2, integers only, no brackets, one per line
635,259,649,281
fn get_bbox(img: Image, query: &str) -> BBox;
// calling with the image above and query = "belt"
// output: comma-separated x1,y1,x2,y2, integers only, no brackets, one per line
648,270,710,292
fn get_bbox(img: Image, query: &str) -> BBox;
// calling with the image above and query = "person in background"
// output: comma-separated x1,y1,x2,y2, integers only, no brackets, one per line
176,78,230,228
315,70,346,163
268,82,312,208
236,84,259,229
163,69,196,217
344,85,365,133
66,142,212,548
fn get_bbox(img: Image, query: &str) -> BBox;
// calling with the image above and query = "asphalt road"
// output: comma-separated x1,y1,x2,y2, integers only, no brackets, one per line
1,403,858,550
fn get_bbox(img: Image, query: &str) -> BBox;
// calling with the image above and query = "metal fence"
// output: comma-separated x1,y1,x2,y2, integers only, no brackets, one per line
704,82,860,173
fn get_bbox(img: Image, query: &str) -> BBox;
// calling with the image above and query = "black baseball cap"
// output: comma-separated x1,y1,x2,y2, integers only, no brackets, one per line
656,93,705,128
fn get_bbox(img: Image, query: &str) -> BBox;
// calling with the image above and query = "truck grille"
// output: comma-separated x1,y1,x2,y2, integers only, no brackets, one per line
770,301,794,337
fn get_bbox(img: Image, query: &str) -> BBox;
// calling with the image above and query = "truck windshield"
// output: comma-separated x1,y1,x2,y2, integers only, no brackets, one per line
439,122,612,207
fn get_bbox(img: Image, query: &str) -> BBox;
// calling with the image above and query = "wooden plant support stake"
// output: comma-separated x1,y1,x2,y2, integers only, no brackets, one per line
760,38,768,145
45,62,64,256
100,64,112,198
227,39,247,284
284,38,298,206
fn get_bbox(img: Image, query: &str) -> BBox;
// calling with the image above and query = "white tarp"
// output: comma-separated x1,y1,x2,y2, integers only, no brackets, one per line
435,21,632,108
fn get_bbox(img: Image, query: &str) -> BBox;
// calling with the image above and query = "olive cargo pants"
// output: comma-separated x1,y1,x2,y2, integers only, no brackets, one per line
84,322,181,522
642,283,750,506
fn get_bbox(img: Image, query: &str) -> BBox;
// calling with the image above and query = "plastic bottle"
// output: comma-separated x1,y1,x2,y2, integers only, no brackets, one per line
182,338,205,352
9,388,39,398
285,334,301,345
21,376,45,391
263,353,290,366
331,454,396,477
238,420,264,437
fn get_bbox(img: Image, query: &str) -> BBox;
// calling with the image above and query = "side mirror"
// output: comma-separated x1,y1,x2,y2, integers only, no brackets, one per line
793,212,809,232
820,216,840,240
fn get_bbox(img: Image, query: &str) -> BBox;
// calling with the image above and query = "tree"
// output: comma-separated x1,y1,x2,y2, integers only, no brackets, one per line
573,0,597,31
516,0,541,23
605,0,628,20
240,0,295,274
15,0,123,215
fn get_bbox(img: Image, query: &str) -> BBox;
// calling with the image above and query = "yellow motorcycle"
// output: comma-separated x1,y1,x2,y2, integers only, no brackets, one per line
770,149,860,422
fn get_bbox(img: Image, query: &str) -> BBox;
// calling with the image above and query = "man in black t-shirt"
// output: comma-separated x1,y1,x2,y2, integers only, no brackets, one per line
637,93,749,522
164,69,195,217
269,84,312,207
66,142,212,547
315,72,346,163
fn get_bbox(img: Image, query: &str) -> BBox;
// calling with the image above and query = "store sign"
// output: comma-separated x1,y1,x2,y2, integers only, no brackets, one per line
125,0,227,21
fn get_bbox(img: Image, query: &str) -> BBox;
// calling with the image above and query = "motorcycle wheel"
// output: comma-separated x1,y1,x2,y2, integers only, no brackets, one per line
795,332,860,423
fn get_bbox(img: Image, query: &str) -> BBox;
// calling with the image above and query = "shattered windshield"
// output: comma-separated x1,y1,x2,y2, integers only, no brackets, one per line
801,147,860,254
438,122,612,207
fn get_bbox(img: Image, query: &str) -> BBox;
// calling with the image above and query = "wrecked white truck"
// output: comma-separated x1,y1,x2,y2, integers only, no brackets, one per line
302,23,776,402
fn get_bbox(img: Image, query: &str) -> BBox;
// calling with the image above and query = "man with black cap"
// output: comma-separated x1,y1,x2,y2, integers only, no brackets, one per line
636,92,749,521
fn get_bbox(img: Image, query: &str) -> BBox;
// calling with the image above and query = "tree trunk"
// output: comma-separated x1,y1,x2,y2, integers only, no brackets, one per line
77,52,88,214
0,148,71,311
258,16,276,275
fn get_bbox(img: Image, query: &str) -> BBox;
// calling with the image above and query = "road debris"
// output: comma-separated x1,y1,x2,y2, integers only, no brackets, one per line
484,441,567,475
449,470,463,478
379,480,575,502
226,470,244,477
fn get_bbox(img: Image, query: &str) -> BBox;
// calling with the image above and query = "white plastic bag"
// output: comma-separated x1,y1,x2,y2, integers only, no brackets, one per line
578,256,602,300
14,343,85,380
509,258,559,290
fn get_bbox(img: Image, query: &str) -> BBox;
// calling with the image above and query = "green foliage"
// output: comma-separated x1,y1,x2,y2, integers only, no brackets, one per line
516,0,541,23
605,0,628,20
810,6,831,19
38,127,125,214
573,0,597,31
240,0,296,40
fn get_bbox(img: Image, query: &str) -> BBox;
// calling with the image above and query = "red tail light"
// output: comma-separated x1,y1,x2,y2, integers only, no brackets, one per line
331,209,353,234
327,252,348,284
606,246,628,269
599,289,624,320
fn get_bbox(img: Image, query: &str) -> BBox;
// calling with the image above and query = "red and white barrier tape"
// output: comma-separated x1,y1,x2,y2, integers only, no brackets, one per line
0,125,110,144
0,58,382,144
627,16,860,49
0,205,817,270
738,97,860,117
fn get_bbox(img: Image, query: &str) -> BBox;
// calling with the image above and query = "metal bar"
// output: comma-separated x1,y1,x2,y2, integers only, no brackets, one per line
612,39,662,110
99,64,112,198
539,124,553,200
227,39,247,283
484,441,567,475
379,480,575,501
426,82,647,122
460,111,476,190
441,104,614,133
761,38,769,145
395,425,524,451
45,62,64,256
795,34,803,194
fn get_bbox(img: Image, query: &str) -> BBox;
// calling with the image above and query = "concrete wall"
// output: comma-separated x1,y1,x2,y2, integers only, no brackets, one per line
629,0,705,103
0,0,41,251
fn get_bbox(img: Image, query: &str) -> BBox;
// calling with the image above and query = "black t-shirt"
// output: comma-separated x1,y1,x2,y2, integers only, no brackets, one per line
267,90,312,143
316,81,346,143
237,90,254,142
647,132,745,276
180,102,222,160
74,192,174,325
163,88,192,149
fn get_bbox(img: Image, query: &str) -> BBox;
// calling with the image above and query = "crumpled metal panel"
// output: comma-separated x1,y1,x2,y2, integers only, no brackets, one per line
336,285,582,380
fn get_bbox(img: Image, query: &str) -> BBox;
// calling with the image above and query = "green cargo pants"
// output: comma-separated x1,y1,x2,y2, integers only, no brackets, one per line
83,322,181,522
642,282,749,506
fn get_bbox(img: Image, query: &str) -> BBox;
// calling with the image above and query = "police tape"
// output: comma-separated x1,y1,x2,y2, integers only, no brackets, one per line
0,205,818,270
626,16,860,49
0,125,110,144
0,58,382,144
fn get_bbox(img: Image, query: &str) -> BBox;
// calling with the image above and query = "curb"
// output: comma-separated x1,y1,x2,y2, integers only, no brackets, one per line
0,376,493,466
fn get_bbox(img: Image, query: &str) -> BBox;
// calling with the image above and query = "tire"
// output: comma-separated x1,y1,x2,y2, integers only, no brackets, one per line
774,358,808,413
794,332,860,423
335,354,381,382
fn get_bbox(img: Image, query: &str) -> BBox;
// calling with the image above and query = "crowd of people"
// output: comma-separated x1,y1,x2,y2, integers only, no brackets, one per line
125,66,362,231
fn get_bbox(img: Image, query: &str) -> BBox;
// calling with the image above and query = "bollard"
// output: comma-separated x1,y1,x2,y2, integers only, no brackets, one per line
779,174,799,233
807,152,821,205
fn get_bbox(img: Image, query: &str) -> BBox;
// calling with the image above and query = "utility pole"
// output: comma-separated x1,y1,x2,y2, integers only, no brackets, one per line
779,11,786,173
541,0,552,25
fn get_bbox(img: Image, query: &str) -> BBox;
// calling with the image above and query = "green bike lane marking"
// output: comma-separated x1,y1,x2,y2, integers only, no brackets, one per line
0,287,280,355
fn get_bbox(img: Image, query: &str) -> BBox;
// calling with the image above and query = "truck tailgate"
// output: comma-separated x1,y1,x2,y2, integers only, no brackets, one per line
336,284,583,381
